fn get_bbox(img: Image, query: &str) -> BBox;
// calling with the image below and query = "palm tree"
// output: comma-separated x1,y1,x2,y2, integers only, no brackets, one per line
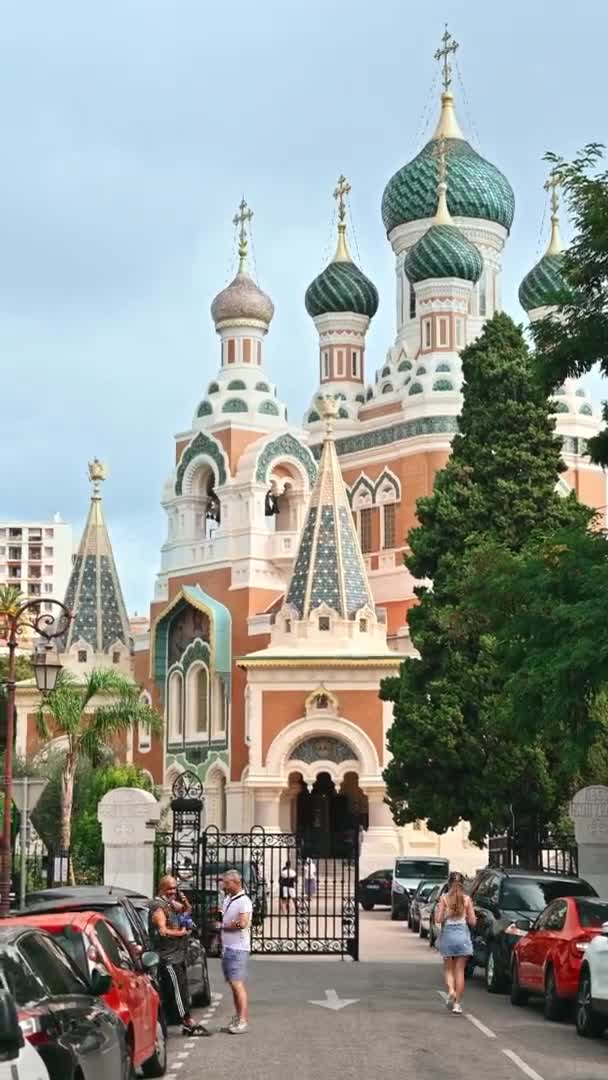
36,669,163,852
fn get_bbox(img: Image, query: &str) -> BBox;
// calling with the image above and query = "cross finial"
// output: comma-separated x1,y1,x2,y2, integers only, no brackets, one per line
88,458,107,500
430,136,451,225
434,24,459,93
544,171,561,219
332,174,352,263
333,174,351,224
544,171,563,256
233,197,254,273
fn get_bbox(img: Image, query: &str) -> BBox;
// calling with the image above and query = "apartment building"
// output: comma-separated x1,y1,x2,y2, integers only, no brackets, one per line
0,514,73,639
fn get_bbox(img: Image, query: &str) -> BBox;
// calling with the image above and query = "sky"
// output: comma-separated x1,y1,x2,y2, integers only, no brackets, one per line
2,0,607,614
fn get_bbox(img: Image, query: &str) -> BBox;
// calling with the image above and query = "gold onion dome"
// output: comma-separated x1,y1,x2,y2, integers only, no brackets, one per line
211,198,275,328
305,175,379,320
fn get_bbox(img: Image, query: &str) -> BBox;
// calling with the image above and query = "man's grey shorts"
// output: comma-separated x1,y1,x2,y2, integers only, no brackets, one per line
221,947,249,982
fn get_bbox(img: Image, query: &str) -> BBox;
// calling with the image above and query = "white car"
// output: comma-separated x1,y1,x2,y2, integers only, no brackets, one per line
0,991,49,1080
576,919,608,1037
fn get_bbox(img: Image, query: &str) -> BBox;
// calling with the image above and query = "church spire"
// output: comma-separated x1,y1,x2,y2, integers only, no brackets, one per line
60,460,131,655
431,25,464,141
285,396,374,621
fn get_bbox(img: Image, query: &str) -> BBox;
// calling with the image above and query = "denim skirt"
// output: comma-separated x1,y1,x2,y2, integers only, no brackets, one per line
439,921,473,958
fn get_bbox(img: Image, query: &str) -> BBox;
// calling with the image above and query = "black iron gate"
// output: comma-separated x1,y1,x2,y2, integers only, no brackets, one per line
155,772,359,960
201,825,359,959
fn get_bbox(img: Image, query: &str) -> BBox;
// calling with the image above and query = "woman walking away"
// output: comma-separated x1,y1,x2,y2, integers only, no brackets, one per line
435,872,476,1014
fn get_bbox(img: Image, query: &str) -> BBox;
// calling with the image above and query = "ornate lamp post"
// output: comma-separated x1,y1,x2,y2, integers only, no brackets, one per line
0,596,72,916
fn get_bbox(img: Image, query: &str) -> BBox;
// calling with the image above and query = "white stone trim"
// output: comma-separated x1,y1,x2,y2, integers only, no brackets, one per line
262,714,381,782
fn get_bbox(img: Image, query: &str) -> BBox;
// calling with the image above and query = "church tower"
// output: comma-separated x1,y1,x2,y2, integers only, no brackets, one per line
60,459,132,676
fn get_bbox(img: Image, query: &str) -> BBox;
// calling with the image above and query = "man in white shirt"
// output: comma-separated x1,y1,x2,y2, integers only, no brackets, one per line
220,869,253,1034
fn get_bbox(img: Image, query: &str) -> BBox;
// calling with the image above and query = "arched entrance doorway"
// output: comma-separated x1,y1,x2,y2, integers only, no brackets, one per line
296,771,368,857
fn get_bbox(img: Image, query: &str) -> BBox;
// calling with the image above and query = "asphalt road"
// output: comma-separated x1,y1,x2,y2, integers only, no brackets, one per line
165,910,608,1080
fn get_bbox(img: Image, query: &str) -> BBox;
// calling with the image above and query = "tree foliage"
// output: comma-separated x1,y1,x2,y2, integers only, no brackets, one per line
381,312,594,846
532,144,608,464
36,668,162,851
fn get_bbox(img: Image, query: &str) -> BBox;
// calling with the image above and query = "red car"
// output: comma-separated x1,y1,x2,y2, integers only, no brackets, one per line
511,896,608,1020
7,911,167,1076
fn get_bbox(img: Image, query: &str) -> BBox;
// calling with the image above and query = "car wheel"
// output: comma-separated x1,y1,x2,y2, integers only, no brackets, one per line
576,969,607,1037
485,943,507,994
142,1019,168,1078
419,921,428,940
361,902,374,912
510,959,529,1006
191,953,212,1008
544,966,567,1022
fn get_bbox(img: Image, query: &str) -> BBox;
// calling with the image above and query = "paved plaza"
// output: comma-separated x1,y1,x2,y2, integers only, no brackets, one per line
164,912,608,1080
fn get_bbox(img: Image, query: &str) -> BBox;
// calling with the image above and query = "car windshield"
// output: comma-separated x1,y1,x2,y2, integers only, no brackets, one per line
500,878,593,912
417,882,435,899
395,860,448,879
576,900,608,928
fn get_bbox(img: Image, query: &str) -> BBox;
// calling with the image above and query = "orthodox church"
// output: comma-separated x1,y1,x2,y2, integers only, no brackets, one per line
17,32,606,876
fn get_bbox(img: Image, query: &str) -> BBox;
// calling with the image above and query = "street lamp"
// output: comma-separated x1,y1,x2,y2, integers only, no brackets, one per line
0,596,72,916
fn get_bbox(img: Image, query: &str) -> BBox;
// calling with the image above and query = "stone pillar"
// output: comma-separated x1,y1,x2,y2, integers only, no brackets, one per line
360,789,400,878
97,787,161,896
253,788,283,832
570,785,608,896
226,783,246,832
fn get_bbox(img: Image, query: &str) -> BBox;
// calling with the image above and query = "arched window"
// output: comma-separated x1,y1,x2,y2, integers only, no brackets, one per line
186,662,209,737
138,691,152,753
168,671,183,739
212,676,226,738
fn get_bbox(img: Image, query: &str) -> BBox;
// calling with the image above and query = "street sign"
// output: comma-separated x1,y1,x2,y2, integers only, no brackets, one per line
11,778,48,815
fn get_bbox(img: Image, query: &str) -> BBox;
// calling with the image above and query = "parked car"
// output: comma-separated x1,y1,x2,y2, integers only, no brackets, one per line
358,869,392,911
22,885,211,1010
469,866,597,993
0,926,127,1080
409,880,439,933
0,989,49,1080
510,896,608,1020
7,912,166,1076
390,858,449,921
421,881,450,945
576,915,608,1037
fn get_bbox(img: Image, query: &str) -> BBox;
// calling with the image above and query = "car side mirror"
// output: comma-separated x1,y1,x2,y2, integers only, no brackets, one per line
90,969,113,996
141,951,159,970
515,919,532,932
0,991,23,1062
601,921,608,937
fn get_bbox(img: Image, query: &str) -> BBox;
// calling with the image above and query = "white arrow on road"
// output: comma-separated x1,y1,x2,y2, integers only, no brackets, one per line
308,988,359,1011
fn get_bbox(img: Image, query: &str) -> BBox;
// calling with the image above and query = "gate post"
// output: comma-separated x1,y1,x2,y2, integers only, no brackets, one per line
97,788,161,894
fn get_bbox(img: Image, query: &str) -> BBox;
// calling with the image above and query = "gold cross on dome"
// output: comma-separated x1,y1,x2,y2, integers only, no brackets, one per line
233,197,254,272
333,174,351,224
434,25,459,93
544,171,561,218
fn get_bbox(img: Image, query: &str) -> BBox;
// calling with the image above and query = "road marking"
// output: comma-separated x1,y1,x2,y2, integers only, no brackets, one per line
308,988,359,1010
176,1051,190,1059
172,1064,183,1071
503,1049,545,1080
465,1013,496,1039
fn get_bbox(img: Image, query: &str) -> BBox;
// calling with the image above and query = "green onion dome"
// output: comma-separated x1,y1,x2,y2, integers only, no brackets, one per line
381,94,515,236
405,222,483,285
518,252,566,313
305,258,379,319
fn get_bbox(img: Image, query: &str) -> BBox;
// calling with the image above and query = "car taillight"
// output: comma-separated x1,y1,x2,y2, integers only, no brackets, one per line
570,935,592,958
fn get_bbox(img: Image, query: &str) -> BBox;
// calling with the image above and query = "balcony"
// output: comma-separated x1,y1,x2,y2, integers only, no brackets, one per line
28,529,42,540
8,529,22,539
8,569,21,580
28,584,41,596
267,531,299,566
28,567,42,579
8,548,21,561
28,547,42,561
